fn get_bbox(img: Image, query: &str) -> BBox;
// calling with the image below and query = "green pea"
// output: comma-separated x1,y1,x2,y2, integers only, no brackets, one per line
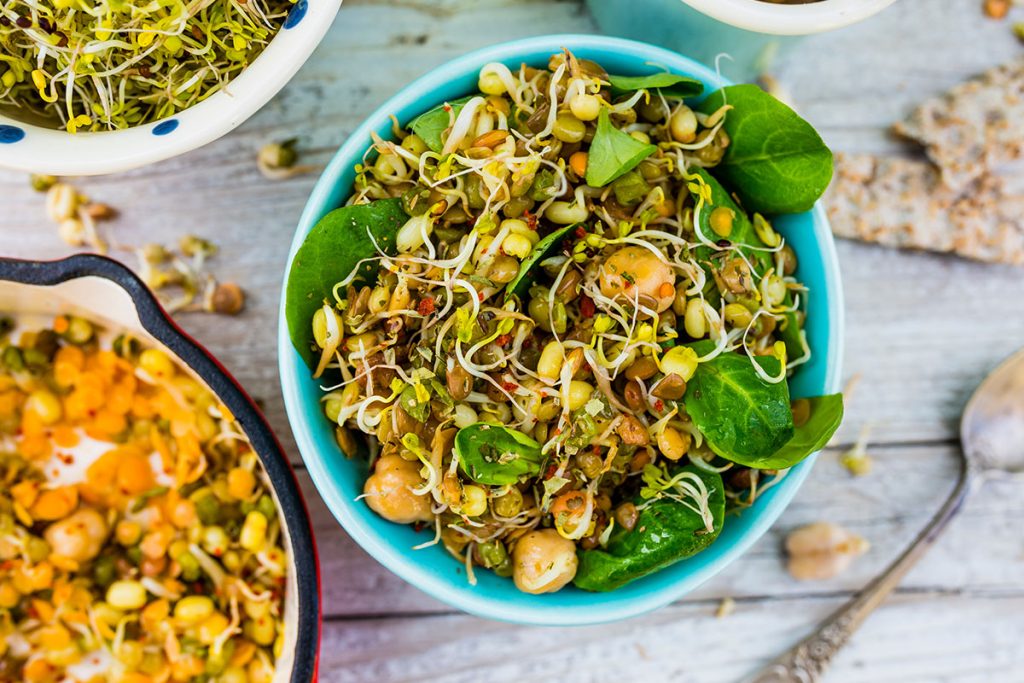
612,171,650,206
205,638,235,675
26,537,50,563
93,555,117,587
177,552,201,582
552,113,586,143
527,298,567,334
257,495,277,521
126,545,143,565
476,541,508,569
112,334,140,358
529,169,557,201
22,348,47,370
493,557,513,577
65,316,94,345
492,488,523,518
2,346,23,372
194,494,220,525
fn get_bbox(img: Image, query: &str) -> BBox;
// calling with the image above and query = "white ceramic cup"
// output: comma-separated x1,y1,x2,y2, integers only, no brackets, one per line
0,0,341,176
587,0,898,80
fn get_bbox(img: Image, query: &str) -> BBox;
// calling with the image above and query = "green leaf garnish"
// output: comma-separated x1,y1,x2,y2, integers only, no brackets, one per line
505,224,576,301
607,72,704,99
453,423,544,486
682,341,794,466
585,108,657,188
574,466,724,592
285,198,408,365
759,394,844,469
408,96,473,153
698,85,833,214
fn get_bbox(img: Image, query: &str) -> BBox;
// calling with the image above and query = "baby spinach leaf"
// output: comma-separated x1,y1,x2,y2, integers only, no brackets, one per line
699,85,833,214
585,108,657,188
505,225,576,301
759,393,843,469
574,466,724,592
691,168,769,271
683,341,794,466
454,423,544,486
285,198,408,365
607,72,704,99
408,96,472,153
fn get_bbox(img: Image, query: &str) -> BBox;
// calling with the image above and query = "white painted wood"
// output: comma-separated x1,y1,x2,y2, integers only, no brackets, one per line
317,593,1024,683
0,0,1021,679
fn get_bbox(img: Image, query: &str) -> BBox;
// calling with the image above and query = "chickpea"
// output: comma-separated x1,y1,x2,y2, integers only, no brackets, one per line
363,456,433,524
44,507,108,563
669,105,698,143
512,529,578,594
599,246,676,312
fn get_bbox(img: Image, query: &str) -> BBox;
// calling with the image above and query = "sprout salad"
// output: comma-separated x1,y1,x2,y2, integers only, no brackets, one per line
286,50,842,594
0,316,287,680
0,0,295,132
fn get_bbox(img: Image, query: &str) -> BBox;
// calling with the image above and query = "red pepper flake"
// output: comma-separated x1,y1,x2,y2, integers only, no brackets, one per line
477,291,485,302
543,464,558,480
654,399,664,412
580,295,596,318
524,210,538,231
416,297,436,316
574,226,587,239
495,334,512,347
501,381,518,392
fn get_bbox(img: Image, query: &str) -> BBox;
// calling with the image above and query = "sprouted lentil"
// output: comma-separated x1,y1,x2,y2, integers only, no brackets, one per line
0,0,296,132
309,51,821,593
0,315,286,681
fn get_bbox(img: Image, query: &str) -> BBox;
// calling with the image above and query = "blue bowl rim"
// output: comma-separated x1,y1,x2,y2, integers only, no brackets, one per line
278,33,845,626
0,254,321,679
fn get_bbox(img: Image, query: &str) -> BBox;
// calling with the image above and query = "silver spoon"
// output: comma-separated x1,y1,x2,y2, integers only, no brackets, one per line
744,347,1024,683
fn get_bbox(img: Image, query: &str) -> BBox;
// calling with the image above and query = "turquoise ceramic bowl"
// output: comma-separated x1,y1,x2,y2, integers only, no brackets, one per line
278,34,844,626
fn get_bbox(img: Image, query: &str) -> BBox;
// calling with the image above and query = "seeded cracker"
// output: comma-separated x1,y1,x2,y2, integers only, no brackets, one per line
893,60,1024,190
825,153,1024,265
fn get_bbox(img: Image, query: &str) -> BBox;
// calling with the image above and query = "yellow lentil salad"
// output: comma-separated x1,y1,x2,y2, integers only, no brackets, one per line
0,315,286,682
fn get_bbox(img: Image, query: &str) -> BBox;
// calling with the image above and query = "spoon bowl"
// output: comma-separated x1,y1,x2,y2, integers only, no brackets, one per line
746,346,1024,682
961,347,1024,475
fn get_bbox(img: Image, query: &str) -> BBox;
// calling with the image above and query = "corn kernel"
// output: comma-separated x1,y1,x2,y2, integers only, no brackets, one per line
139,349,174,379
239,511,267,551
106,580,148,610
197,612,231,644
567,381,593,411
536,341,564,381
501,233,532,259
459,485,487,517
174,595,214,625
25,390,62,424
659,346,699,382
227,467,256,500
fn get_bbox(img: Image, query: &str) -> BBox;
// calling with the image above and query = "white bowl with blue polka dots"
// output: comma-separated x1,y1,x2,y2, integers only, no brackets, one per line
0,0,340,176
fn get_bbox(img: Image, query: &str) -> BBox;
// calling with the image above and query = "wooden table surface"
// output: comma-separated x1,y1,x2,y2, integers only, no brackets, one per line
3,0,1024,680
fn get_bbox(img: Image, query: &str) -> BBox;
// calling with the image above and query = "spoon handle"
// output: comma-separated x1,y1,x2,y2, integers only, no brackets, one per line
742,455,972,683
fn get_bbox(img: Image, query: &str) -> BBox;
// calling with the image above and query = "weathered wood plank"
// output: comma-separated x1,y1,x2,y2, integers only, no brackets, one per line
316,592,1024,683
304,443,1024,618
